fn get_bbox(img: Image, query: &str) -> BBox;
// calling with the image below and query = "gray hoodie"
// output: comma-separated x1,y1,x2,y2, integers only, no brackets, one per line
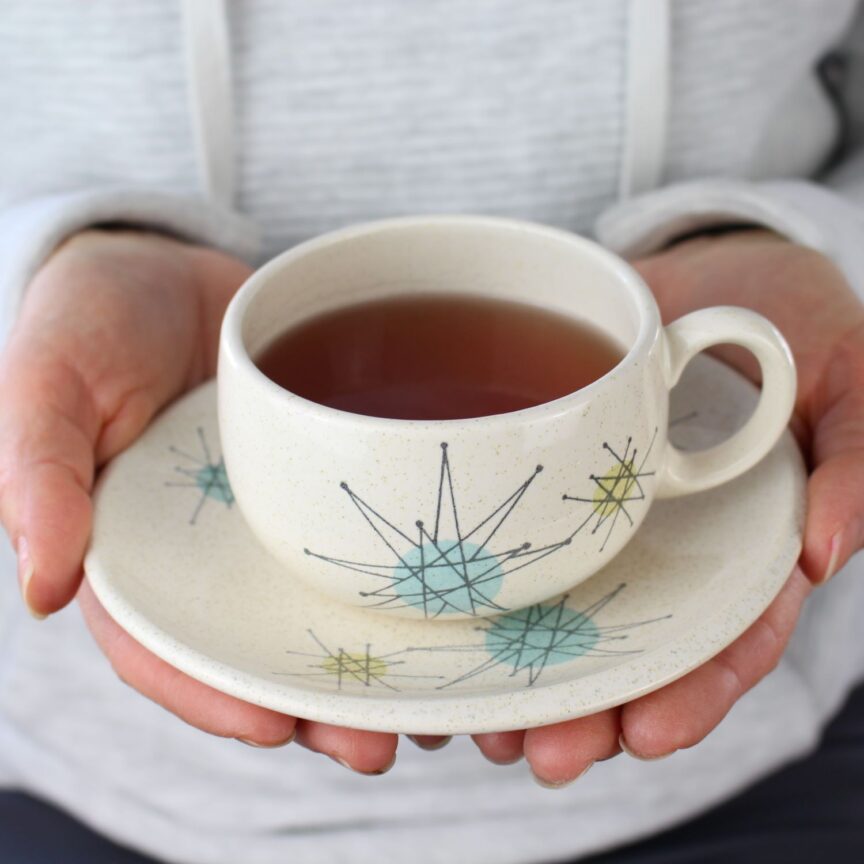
1,2,864,862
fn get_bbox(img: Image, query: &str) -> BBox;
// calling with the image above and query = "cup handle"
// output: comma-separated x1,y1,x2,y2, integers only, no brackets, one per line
656,306,797,499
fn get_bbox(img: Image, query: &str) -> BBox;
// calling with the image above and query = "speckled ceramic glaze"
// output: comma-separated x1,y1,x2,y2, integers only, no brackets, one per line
218,216,796,619
85,355,805,734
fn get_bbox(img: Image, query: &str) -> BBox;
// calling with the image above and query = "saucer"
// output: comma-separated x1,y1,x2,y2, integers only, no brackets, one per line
85,356,806,735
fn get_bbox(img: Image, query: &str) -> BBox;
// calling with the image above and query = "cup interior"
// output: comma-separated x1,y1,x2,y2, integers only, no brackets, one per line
235,217,654,384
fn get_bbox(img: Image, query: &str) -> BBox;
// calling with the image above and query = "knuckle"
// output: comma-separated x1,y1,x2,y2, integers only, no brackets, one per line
711,652,747,701
753,616,785,663
112,664,133,690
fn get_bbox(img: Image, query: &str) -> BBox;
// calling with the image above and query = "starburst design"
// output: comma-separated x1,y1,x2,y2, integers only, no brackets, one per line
563,429,658,552
166,427,234,524
275,630,444,691
414,583,670,688
305,443,575,619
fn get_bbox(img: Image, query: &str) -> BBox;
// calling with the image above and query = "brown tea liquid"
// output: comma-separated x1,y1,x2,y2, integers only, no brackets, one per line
255,294,624,420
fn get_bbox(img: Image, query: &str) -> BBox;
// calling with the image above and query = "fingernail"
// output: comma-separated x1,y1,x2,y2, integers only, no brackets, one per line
17,537,46,621
485,753,524,766
332,752,396,776
618,733,672,761
237,730,296,748
532,760,594,790
408,735,452,751
820,530,843,584
496,756,524,766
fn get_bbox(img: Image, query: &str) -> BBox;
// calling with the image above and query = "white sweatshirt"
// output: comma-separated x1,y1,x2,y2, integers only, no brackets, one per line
1,2,864,863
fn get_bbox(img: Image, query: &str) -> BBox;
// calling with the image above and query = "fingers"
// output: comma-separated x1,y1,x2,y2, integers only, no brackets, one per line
802,451,864,583
294,721,398,775
621,568,811,759
523,709,621,788
472,730,525,765
14,464,93,617
408,734,452,751
81,578,401,770
0,234,249,619
0,353,99,616
801,349,864,582
476,568,810,778
78,580,297,745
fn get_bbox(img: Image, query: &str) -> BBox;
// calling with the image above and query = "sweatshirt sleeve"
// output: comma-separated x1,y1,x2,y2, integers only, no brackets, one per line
0,187,261,346
595,3,864,302
594,178,864,302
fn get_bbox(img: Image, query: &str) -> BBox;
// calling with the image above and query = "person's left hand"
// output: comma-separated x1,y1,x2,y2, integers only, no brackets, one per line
411,230,864,785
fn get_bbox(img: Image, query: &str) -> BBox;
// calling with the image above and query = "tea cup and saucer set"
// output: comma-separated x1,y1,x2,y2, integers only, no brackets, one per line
84,217,804,735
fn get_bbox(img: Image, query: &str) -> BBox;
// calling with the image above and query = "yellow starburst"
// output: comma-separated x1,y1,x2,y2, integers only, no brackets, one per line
321,652,389,679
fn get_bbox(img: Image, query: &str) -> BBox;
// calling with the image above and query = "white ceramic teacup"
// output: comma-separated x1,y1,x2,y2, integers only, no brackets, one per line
218,216,796,620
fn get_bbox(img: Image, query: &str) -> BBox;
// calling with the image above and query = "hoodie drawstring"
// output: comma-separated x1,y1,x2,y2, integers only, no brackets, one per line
181,0,236,208
619,0,670,199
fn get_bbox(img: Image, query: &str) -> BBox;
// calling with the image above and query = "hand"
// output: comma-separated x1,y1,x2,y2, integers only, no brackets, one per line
441,231,864,785
0,230,398,772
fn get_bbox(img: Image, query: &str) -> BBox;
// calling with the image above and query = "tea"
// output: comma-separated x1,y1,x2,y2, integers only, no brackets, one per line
255,294,624,420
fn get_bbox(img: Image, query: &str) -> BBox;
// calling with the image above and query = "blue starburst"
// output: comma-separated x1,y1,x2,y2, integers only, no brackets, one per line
166,427,234,524
305,443,575,618
416,583,671,688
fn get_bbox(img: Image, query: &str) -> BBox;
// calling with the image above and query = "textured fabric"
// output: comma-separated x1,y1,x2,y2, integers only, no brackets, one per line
3,684,863,864
0,1,856,259
595,178,828,258
2,2,864,864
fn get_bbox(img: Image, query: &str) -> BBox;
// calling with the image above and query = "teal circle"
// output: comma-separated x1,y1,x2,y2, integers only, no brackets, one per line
393,540,503,616
195,461,234,504
485,604,600,667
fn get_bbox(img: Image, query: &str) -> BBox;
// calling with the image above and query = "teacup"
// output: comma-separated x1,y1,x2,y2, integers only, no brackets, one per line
218,216,796,620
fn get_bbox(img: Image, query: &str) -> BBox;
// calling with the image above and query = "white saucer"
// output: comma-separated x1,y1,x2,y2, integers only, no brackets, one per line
85,356,806,735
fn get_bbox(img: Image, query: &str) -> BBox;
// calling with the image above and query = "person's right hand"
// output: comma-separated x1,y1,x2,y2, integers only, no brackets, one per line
0,229,398,772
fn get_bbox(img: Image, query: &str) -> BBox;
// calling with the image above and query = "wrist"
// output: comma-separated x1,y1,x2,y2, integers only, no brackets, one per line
47,226,195,266
659,225,787,255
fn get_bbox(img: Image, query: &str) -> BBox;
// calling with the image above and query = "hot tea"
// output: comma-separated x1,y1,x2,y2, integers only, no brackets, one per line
255,294,624,420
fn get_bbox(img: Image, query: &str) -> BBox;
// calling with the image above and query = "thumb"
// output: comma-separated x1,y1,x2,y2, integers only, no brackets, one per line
0,351,97,617
801,449,864,584
801,377,864,583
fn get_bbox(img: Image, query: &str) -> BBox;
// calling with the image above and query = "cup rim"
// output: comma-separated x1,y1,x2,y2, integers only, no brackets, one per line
220,214,660,429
